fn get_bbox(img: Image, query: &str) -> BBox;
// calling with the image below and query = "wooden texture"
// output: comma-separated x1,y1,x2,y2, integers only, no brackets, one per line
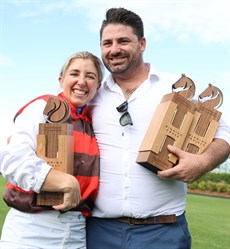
136,92,195,172
136,77,222,173
36,96,74,206
43,96,70,123
182,94,222,154
36,123,74,206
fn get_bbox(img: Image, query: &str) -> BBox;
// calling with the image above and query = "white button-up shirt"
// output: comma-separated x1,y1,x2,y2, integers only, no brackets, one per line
88,64,230,218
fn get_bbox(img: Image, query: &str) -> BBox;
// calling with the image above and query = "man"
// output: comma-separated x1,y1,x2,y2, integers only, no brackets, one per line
86,8,230,249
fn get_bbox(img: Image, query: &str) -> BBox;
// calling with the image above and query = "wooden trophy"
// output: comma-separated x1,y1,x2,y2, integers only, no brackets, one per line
136,74,223,173
36,96,74,206
136,74,196,173
182,84,223,154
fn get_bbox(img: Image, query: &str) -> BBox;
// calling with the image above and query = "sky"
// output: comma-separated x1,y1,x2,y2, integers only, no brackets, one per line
0,0,230,149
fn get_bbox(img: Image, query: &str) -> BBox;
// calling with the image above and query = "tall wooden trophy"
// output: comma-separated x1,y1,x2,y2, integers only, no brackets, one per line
136,74,223,173
36,96,74,206
182,83,223,154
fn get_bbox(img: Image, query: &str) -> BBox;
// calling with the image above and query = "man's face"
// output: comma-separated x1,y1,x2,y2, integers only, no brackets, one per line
100,24,146,75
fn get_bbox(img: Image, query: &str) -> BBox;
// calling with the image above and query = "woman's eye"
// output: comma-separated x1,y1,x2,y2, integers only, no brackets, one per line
70,73,78,76
87,75,96,80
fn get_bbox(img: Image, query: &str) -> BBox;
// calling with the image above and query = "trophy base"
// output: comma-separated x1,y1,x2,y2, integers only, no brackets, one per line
136,150,175,173
36,192,63,206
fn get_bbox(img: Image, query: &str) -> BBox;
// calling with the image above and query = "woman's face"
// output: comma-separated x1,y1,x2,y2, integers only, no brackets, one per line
59,58,100,106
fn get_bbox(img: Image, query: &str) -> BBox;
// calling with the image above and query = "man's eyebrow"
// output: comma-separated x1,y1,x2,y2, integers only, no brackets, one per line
102,38,111,42
102,36,130,41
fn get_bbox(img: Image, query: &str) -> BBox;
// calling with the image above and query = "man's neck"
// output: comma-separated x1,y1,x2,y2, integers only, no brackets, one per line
113,63,149,99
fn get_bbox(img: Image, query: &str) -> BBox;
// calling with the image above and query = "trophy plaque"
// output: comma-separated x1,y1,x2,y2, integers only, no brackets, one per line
136,74,223,173
36,96,74,206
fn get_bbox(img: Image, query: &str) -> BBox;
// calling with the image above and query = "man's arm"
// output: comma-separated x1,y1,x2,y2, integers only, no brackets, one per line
157,138,230,183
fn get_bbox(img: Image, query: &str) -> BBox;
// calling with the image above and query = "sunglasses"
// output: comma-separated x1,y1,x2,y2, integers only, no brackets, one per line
116,101,133,126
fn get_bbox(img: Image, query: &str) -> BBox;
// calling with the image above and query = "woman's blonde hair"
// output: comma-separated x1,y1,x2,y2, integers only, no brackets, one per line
60,51,104,83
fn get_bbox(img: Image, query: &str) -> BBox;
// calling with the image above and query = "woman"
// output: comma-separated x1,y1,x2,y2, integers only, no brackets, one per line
0,51,104,249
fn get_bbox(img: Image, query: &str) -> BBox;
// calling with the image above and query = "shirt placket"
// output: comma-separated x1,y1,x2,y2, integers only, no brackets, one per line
120,126,132,217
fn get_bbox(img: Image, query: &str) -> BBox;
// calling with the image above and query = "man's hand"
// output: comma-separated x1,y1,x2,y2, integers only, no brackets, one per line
157,138,230,183
157,144,206,183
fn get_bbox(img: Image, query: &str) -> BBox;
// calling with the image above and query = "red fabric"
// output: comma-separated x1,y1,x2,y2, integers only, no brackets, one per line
73,131,99,155
6,182,34,193
3,93,99,216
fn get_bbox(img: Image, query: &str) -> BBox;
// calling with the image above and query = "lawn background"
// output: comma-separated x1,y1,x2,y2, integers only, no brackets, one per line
0,176,9,235
0,175,229,248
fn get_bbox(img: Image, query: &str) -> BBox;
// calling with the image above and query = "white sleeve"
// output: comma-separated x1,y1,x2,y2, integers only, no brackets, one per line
0,99,52,193
214,117,230,145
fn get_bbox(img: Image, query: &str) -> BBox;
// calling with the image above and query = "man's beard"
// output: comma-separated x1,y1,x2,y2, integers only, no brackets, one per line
104,63,128,74
103,55,142,75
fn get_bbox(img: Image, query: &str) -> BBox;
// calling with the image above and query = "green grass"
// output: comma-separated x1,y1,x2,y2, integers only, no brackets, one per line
186,193,230,249
0,175,229,248
0,176,10,235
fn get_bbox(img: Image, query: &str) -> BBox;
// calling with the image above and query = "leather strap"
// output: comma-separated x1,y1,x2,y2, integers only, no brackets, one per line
111,214,176,225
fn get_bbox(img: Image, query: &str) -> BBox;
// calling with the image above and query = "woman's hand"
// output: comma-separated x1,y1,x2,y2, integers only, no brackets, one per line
41,169,81,212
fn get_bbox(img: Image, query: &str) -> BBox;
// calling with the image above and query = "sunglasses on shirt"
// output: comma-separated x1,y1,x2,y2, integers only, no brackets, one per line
116,101,133,126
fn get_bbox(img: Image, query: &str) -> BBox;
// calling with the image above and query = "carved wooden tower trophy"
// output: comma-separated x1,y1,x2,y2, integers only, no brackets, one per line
181,83,223,154
36,96,74,206
136,74,223,173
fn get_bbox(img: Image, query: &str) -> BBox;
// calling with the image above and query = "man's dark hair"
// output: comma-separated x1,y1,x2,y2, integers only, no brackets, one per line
100,8,144,41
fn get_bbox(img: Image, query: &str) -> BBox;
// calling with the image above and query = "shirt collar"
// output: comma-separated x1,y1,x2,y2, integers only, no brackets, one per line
103,63,159,91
